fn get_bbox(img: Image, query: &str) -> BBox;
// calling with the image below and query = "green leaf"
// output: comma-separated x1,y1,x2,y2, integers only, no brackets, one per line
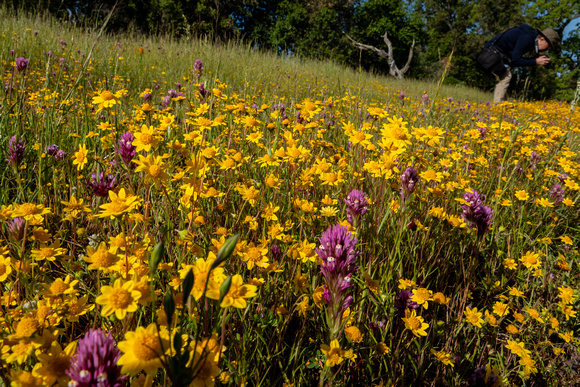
164,289,175,327
219,275,233,306
149,241,165,274
211,233,240,271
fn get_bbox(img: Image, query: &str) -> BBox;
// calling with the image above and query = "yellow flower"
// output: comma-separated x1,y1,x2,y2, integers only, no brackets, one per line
398,278,417,290
31,240,67,262
0,255,13,282
117,323,169,375
505,340,530,358
83,241,119,271
374,342,389,356
240,242,269,269
411,287,433,309
97,188,141,219
61,196,91,218
519,355,537,376
560,235,573,245
12,203,51,223
363,272,380,294
558,286,577,304
345,326,363,343
506,324,519,334
514,189,529,201
135,154,170,189
92,90,122,111
402,309,429,337
34,342,77,386
133,125,160,153
178,256,226,300
40,275,78,298
96,278,141,319
220,274,258,308
432,292,450,305
503,258,518,270
493,301,510,317
72,144,89,171
464,307,484,328
320,340,345,367
431,349,455,367
519,251,541,270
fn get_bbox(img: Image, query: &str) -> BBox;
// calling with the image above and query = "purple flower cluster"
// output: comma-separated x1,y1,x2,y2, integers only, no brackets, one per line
344,189,369,227
87,172,117,197
45,144,66,161
193,59,203,80
316,224,360,335
460,190,493,236
7,217,26,242
117,132,136,167
66,329,126,387
7,136,25,166
549,183,565,206
400,166,420,203
395,289,420,314
15,57,29,74
198,82,210,100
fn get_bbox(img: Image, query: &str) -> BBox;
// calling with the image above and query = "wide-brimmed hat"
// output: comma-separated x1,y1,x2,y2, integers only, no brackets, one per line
538,28,561,49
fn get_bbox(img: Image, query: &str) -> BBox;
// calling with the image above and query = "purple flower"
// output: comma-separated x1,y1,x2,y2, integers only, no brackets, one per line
15,57,29,74
7,136,25,166
271,244,281,260
394,289,419,314
422,93,430,106
167,89,178,98
344,189,369,226
7,217,26,242
161,95,171,108
460,190,493,236
316,224,359,280
45,144,60,157
116,132,136,166
87,172,117,197
66,329,126,387
400,166,420,203
549,183,565,206
530,151,541,168
142,93,152,103
399,91,405,100
55,150,66,161
198,82,210,100
194,59,203,79
60,40,67,46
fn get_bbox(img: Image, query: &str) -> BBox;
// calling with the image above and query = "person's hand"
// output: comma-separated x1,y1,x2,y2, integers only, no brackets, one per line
536,55,551,66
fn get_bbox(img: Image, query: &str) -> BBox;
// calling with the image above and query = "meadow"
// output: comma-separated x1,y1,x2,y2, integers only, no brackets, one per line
0,8,579,387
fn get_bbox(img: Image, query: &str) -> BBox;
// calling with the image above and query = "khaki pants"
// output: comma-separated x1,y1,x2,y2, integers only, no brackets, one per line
493,69,512,103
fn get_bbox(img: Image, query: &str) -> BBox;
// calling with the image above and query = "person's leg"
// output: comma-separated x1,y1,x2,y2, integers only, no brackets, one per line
493,69,512,103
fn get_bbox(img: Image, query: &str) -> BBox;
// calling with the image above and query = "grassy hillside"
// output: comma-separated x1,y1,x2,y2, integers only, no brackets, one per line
1,7,579,387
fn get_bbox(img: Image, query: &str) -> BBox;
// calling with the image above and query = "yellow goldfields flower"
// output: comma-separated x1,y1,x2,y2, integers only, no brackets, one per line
133,125,160,153
72,144,89,171
464,307,484,328
519,251,541,270
411,287,433,309
83,241,119,271
402,309,429,337
320,340,345,367
96,279,141,319
0,255,13,282
431,349,455,367
220,274,258,308
117,323,169,375
345,326,363,343
12,202,51,223
34,342,77,386
505,340,530,358
97,188,141,219
31,240,67,262
92,90,122,111
61,196,91,218
514,190,529,201
135,154,170,189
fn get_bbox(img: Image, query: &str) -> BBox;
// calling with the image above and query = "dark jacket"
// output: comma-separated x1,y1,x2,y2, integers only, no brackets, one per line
484,24,538,67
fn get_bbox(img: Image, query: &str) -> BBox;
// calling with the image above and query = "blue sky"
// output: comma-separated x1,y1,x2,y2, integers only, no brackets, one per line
563,17,580,39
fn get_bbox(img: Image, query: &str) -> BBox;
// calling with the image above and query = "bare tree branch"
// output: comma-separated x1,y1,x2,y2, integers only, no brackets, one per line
345,32,415,79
